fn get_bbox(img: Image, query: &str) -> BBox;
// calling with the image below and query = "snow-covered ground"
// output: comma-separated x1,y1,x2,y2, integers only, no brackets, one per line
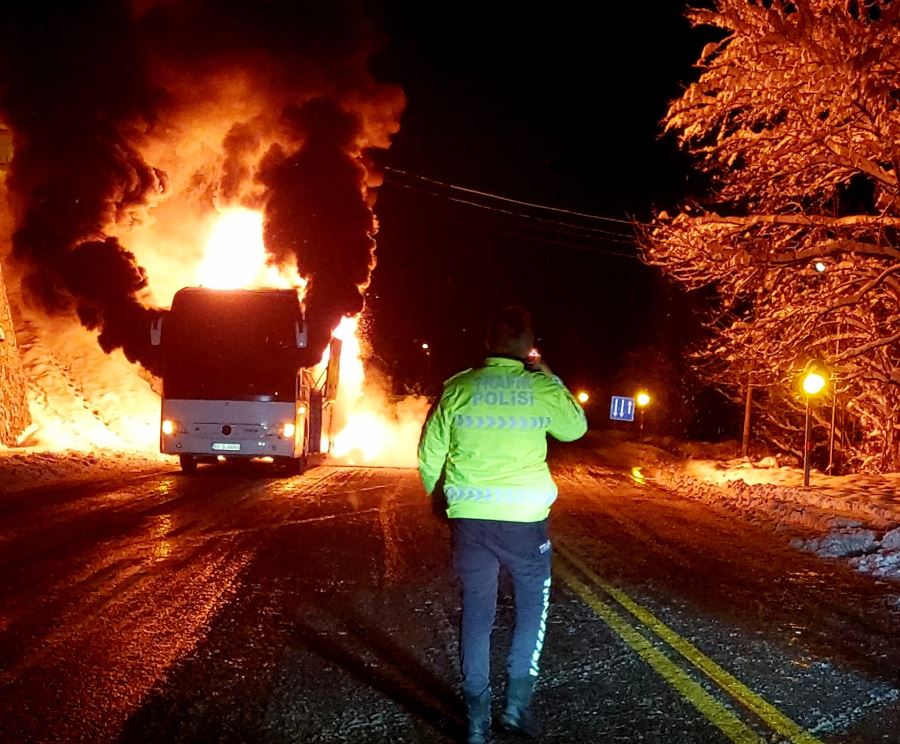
0,309,175,493
0,448,173,493
590,433,900,580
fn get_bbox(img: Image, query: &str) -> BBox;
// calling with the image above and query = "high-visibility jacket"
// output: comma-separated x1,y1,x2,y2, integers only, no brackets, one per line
418,356,587,522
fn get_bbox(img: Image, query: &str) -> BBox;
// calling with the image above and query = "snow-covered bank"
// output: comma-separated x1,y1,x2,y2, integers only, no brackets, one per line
581,432,900,579
0,448,172,493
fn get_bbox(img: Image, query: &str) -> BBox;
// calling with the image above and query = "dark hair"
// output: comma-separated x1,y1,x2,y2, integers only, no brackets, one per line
487,305,534,355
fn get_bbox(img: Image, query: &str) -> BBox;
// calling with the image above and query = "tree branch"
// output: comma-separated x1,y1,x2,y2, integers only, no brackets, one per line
833,332,900,363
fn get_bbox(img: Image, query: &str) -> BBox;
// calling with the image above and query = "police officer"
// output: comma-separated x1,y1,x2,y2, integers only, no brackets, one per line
418,306,587,743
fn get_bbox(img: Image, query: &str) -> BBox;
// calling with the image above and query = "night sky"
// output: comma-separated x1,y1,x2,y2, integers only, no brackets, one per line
0,2,732,437
365,4,725,433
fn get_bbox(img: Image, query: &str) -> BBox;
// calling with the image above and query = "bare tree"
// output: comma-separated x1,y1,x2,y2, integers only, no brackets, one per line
643,0,900,472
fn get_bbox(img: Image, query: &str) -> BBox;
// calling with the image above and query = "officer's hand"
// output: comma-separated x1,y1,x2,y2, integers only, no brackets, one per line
429,474,449,522
430,490,450,522
525,350,553,376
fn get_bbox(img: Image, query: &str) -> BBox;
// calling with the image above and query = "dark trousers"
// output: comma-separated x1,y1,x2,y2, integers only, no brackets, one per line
450,518,552,697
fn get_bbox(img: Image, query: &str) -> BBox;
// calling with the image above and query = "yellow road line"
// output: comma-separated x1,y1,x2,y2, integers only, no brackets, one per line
556,543,823,744
555,561,762,743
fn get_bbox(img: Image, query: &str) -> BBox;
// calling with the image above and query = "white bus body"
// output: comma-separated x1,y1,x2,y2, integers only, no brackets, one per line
154,287,321,474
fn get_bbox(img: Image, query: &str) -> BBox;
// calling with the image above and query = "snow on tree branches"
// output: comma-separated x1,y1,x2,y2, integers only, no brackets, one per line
642,0,900,472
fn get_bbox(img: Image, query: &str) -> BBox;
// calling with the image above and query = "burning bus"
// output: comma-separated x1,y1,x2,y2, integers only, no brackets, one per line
151,287,334,474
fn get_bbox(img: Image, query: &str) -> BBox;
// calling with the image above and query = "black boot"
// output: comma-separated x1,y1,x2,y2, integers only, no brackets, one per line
464,688,491,744
500,676,538,737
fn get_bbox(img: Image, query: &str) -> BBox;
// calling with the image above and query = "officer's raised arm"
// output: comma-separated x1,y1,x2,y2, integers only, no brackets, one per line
536,366,588,442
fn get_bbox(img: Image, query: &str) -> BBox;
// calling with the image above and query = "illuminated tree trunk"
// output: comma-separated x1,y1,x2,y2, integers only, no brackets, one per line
741,383,752,459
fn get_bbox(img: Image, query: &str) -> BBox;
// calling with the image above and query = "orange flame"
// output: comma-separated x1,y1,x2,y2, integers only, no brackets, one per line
16,315,163,452
15,205,427,464
194,209,427,467
315,316,429,467
195,207,305,291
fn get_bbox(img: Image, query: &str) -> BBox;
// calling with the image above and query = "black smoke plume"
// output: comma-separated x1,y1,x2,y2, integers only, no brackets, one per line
220,123,261,204
0,2,163,372
0,0,402,372
141,0,402,364
260,99,376,364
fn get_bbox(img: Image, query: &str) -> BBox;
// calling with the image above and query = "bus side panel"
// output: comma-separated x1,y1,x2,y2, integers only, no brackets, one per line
308,390,323,455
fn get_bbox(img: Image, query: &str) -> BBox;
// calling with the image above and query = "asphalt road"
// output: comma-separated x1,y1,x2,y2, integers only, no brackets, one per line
1,446,899,743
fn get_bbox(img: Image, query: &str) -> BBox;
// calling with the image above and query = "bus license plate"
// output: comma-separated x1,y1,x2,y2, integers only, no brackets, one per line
212,442,241,452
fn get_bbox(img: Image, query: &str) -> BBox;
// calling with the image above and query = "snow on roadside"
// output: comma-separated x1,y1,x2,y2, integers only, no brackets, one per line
0,448,174,494
15,314,162,451
587,433,900,580
0,309,175,494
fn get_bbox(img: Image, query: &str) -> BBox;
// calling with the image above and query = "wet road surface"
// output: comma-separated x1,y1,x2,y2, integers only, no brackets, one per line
1,446,899,743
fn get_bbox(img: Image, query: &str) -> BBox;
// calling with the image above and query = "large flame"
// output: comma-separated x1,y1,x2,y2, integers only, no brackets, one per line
316,316,429,467
1,1,406,458
16,315,162,452
195,207,427,469
196,209,267,289
195,207,305,291
16,205,427,465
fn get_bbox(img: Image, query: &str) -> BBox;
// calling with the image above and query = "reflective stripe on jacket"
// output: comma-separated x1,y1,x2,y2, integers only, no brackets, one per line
417,356,587,522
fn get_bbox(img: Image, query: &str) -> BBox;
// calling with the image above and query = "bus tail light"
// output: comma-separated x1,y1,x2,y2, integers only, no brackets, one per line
162,419,176,436
281,422,296,439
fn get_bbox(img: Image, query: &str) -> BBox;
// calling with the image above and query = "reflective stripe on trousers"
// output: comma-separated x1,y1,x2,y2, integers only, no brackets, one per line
451,517,552,697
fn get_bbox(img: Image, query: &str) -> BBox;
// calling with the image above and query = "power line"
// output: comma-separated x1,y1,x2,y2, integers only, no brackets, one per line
380,166,650,262
473,225,639,258
389,179,636,243
390,185,641,260
385,166,640,227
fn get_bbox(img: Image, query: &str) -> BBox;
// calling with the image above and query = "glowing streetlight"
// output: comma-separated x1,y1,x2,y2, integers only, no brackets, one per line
814,260,827,273
801,361,829,487
576,391,589,404
803,370,826,395
636,390,651,434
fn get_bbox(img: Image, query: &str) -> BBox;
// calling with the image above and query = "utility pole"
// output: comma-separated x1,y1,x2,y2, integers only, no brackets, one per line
741,382,752,458
827,387,838,474
827,329,839,474
804,395,813,487
801,362,827,487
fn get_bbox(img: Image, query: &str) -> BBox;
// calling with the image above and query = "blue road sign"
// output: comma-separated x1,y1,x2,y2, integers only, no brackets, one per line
610,395,635,422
